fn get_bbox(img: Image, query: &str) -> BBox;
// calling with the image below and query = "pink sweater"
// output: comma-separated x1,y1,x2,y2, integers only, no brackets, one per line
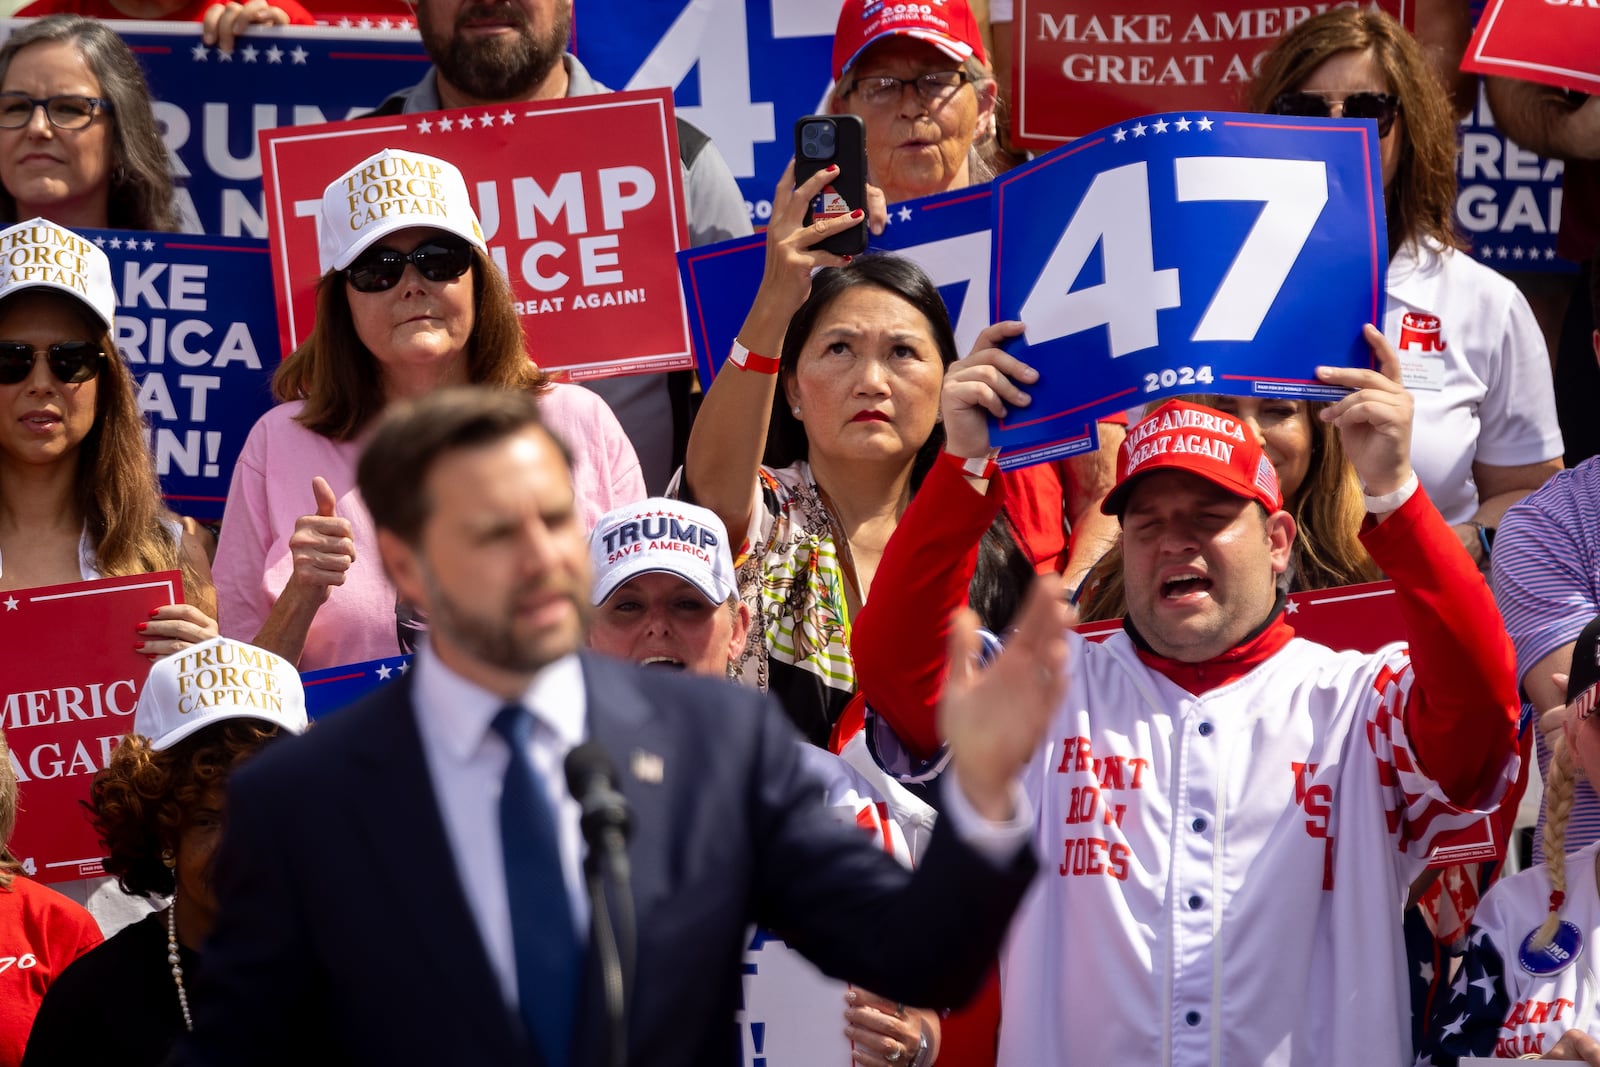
213,384,645,671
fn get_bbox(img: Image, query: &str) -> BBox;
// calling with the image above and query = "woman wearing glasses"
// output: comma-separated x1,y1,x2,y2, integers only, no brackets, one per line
213,150,644,671
0,16,179,232
1250,8,1563,572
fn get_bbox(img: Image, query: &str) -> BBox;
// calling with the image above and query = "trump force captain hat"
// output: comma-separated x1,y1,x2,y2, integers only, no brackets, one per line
134,636,309,750
0,218,116,330
318,148,488,274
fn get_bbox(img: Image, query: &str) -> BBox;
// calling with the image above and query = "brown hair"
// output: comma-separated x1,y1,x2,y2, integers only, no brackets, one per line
0,730,21,889
273,249,548,441
1,291,213,614
90,720,281,898
1531,734,1578,950
0,16,179,232
1246,8,1462,257
1077,399,1378,622
358,384,569,545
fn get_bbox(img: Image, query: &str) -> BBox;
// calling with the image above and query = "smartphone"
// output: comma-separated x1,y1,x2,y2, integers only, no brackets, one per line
794,114,868,257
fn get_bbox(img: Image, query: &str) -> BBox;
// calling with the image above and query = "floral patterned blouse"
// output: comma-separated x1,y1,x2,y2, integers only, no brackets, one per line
731,462,856,748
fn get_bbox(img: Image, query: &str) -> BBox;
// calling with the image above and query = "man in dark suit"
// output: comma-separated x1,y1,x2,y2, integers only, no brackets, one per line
174,385,1064,1067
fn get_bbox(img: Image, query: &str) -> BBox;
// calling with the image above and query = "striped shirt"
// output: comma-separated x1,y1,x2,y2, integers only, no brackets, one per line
1491,457,1600,860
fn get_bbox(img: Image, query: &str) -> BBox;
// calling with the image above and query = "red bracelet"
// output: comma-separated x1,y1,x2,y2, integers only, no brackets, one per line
728,340,780,375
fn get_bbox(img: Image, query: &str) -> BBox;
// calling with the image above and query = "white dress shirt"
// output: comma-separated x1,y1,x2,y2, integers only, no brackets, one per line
412,643,589,1008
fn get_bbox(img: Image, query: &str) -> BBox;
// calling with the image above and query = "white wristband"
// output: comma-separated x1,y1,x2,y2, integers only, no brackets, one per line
1361,471,1419,515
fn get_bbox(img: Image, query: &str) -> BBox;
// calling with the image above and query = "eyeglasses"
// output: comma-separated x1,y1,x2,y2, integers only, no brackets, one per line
844,70,971,108
344,237,474,294
0,93,113,131
0,341,105,385
1267,90,1401,137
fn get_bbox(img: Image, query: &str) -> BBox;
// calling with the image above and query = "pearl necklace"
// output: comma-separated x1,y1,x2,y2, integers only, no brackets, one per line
167,906,193,1032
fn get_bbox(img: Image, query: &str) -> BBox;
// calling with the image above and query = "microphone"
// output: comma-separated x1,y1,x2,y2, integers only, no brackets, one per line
564,742,634,1067
564,742,633,885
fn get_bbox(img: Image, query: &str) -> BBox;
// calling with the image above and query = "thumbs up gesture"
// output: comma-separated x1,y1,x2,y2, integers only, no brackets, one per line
286,476,356,606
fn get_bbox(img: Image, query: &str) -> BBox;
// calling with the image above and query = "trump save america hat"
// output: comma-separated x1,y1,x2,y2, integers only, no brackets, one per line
590,499,740,608
134,637,309,751
0,218,116,330
1102,399,1283,517
318,148,488,273
832,0,986,80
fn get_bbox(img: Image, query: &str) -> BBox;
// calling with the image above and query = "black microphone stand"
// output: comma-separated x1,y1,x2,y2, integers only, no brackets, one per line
579,787,634,1067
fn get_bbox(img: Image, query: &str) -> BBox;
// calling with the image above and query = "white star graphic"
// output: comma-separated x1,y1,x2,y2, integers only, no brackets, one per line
290,46,308,64
500,111,515,126
1284,599,1299,614
1175,117,1192,132
141,239,155,251
1496,246,1509,258
378,17,393,29
1441,1013,1466,1038
1197,116,1214,131
1112,127,1127,143
439,115,455,132
1132,122,1148,137
336,16,351,27
1513,247,1525,260
418,117,434,134
459,114,476,130
93,236,105,247
191,42,209,60
1416,961,1434,983
242,44,259,62
266,45,284,63
1546,248,1557,260
897,205,912,222
109,237,123,250
399,660,411,674
1452,967,1469,995
357,16,372,28
218,48,233,62
1152,118,1170,134
3,595,17,611
376,663,392,681
1471,974,1496,996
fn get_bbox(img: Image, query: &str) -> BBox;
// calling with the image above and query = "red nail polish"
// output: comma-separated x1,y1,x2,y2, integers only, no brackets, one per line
136,622,147,631
149,607,160,618
850,209,864,219
843,255,853,264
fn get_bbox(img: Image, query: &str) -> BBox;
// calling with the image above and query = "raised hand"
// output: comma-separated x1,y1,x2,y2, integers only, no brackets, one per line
286,475,355,606
1315,324,1415,498
940,320,1035,460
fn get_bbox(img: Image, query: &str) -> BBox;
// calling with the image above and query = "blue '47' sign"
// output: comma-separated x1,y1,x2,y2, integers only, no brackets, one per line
991,111,1387,467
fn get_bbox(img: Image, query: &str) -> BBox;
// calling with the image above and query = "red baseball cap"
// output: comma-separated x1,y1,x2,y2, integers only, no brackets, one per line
1101,400,1283,517
832,0,986,81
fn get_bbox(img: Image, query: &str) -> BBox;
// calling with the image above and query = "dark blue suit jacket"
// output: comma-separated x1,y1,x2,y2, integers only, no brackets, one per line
174,653,1036,1067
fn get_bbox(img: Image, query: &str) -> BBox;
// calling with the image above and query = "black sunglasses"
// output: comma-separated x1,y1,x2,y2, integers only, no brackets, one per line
1268,90,1401,136
344,237,474,294
0,341,105,385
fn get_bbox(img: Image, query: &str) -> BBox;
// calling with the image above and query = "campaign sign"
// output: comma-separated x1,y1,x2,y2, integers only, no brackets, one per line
260,89,693,379
1076,579,1502,866
1459,83,1570,274
991,111,1387,467
1,572,182,884
740,929,853,1066
87,230,281,521
1010,0,1411,148
299,655,411,721
680,185,1000,384
574,0,841,227
0,22,434,238
1460,0,1600,94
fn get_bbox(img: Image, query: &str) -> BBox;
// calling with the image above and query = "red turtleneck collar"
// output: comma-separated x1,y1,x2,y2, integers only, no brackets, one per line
1124,597,1297,695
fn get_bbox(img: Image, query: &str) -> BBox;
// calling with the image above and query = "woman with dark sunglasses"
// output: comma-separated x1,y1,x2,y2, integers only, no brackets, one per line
212,149,644,671
0,218,218,937
0,16,180,232
1250,8,1563,575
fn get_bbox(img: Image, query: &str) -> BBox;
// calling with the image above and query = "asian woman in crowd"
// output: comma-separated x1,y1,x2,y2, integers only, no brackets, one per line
22,637,307,1067
213,149,644,671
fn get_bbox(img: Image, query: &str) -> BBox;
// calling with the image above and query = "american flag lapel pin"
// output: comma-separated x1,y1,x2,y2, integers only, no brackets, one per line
630,748,664,784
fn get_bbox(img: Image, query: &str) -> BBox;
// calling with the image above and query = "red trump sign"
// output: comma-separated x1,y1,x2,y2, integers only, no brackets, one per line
1011,0,1412,148
260,88,692,381
1,572,181,883
1461,0,1600,95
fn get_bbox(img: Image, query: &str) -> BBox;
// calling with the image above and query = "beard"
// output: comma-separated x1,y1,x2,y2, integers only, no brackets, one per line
423,0,571,102
422,564,590,676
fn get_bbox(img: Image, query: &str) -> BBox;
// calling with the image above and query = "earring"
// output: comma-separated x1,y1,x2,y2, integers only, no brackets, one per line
161,849,176,869
791,405,801,417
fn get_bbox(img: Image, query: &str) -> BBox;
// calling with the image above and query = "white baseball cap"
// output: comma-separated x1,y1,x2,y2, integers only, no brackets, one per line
318,148,488,273
590,499,740,607
0,218,116,330
134,636,309,751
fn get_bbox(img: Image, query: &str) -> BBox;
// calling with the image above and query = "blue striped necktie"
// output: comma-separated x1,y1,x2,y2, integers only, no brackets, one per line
490,703,582,1066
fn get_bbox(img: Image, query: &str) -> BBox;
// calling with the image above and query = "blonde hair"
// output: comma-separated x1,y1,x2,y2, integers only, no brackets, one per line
1530,734,1578,950
0,730,21,890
